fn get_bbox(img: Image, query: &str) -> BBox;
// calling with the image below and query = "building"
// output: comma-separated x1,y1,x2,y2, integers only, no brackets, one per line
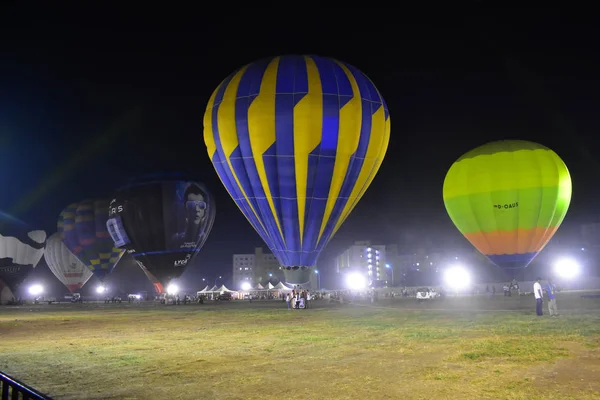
253,247,283,283
232,253,255,289
232,247,284,289
335,241,389,286
384,243,509,285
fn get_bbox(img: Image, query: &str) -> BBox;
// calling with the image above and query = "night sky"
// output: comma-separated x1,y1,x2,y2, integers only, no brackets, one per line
1,6,598,290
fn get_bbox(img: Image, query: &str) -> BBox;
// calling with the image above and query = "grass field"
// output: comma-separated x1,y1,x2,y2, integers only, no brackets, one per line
1,293,599,400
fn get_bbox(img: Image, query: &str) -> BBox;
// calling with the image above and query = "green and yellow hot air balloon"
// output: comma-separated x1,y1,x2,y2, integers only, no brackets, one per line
443,140,572,276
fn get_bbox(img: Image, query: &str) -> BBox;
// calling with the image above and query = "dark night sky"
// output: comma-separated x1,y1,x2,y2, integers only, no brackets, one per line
1,5,599,289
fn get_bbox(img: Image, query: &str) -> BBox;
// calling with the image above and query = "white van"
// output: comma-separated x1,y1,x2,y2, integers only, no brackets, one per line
416,287,437,301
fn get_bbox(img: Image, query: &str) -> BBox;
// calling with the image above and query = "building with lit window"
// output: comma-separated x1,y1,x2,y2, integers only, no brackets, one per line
232,247,284,289
232,253,255,288
335,241,389,286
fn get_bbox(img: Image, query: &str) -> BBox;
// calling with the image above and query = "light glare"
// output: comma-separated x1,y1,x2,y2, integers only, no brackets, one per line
346,272,366,290
554,258,580,279
96,285,106,294
241,282,251,291
444,265,471,290
28,284,43,296
166,284,179,295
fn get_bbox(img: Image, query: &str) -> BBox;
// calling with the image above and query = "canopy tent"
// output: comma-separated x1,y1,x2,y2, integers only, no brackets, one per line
215,284,236,293
273,282,292,290
246,282,279,292
198,285,210,293
209,285,218,291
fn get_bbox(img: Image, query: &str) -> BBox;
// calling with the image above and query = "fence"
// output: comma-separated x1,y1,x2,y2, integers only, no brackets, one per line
0,370,52,400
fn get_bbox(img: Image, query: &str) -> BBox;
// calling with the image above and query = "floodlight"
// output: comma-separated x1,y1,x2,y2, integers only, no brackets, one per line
166,284,179,295
346,272,366,290
28,284,43,296
443,265,471,290
241,282,252,291
96,285,106,294
554,258,580,279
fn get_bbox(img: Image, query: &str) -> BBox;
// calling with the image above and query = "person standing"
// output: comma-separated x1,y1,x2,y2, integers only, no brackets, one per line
285,293,291,310
545,278,558,317
533,277,543,316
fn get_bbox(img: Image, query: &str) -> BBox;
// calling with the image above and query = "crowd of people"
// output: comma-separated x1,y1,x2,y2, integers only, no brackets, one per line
285,287,311,309
93,278,564,318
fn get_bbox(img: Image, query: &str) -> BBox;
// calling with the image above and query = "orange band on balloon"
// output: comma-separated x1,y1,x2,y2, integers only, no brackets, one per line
464,226,558,256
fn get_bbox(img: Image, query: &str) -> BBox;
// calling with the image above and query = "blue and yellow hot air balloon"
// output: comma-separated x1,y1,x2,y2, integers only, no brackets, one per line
204,55,390,284
58,199,124,286
443,140,572,276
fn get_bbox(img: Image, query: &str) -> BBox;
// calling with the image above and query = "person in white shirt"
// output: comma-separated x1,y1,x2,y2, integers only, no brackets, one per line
285,293,291,310
533,277,543,316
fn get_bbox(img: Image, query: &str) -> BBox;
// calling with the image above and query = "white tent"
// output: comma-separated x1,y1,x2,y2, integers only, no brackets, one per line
264,282,275,290
255,283,264,290
215,284,236,293
196,285,211,296
273,282,292,290
209,285,218,291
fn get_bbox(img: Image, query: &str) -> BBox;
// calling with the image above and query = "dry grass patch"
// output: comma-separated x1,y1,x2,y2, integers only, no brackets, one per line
0,298,599,399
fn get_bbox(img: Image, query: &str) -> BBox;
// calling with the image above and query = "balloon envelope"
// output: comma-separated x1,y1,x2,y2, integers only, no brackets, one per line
45,232,93,293
203,55,390,283
58,199,124,283
0,211,46,294
107,174,216,288
0,278,14,304
136,261,165,295
443,140,572,275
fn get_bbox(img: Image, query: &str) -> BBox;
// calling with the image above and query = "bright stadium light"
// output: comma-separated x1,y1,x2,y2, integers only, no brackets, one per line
166,284,179,295
96,285,106,294
241,282,251,291
444,265,471,290
28,284,43,296
346,272,366,290
554,258,580,279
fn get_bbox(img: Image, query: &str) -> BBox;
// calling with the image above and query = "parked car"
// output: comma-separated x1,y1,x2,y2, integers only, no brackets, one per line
416,287,437,301
64,293,82,303
217,292,233,301
34,296,57,304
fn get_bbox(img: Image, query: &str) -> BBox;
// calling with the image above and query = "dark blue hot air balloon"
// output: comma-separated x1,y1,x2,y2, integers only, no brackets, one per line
106,173,216,290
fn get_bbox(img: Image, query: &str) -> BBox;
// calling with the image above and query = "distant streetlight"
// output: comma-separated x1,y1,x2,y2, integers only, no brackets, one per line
314,270,321,289
385,264,393,287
